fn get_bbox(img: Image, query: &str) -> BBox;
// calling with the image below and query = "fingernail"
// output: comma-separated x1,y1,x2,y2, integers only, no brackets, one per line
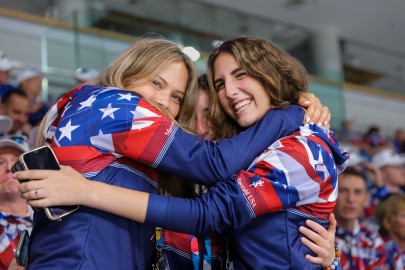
317,122,322,127
324,120,328,126
306,117,310,123
304,101,311,105
310,122,314,125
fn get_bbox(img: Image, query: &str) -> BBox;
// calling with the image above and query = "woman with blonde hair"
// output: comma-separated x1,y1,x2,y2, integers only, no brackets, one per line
375,194,405,269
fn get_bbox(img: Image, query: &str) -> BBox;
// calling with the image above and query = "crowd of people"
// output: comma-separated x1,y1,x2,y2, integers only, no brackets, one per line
0,34,404,270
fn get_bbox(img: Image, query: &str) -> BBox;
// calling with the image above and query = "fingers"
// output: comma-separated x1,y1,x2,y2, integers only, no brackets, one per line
14,169,56,181
302,93,322,124
304,219,328,237
317,106,331,128
297,93,312,108
300,218,335,267
328,213,337,234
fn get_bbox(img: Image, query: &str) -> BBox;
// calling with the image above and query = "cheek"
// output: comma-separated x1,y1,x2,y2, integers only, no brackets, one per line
218,93,232,113
170,104,181,119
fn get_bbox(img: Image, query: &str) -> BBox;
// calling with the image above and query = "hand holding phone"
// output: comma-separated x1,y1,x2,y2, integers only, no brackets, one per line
15,230,29,267
12,146,79,221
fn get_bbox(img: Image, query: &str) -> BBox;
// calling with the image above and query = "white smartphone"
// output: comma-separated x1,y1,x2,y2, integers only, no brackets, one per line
13,145,79,221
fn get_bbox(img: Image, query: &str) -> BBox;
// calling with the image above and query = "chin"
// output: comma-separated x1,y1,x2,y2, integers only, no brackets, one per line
238,118,255,128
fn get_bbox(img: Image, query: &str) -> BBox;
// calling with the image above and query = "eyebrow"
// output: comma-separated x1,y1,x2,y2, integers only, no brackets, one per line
158,75,186,96
214,67,243,87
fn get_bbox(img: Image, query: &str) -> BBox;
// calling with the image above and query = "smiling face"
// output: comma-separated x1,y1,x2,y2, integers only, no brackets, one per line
213,53,272,128
126,61,188,119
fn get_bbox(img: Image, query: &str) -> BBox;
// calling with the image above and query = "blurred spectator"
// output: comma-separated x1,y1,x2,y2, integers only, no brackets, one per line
0,90,30,136
345,148,387,225
15,68,49,127
0,115,12,137
334,166,387,269
0,136,33,269
0,51,16,99
372,148,405,193
74,67,99,85
393,128,405,154
375,194,405,269
336,118,362,145
359,125,387,160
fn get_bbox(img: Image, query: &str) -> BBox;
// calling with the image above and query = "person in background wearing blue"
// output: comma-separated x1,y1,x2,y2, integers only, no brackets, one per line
18,36,346,269
0,51,16,99
14,68,49,128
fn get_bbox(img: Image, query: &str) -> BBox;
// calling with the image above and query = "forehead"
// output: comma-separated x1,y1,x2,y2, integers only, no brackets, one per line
339,174,366,189
213,53,238,77
160,61,188,90
7,94,29,106
0,147,22,157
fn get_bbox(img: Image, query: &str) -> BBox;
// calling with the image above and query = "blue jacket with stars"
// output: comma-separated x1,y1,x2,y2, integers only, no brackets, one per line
146,125,349,270
27,85,304,270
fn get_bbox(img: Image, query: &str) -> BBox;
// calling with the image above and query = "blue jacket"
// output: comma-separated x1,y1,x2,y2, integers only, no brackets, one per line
28,85,304,270
146,125,349,270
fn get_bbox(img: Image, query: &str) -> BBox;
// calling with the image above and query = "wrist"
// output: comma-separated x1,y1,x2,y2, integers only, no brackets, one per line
323,247,341,270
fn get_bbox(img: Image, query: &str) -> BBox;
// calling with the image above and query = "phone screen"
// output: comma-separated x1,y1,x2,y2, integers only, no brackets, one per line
22,146,79,220
16,230,29,267
22,146,60,170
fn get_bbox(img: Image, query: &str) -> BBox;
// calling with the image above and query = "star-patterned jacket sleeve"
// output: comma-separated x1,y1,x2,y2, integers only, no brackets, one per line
145,125,349,235
50,87,304,185
83,89,305,185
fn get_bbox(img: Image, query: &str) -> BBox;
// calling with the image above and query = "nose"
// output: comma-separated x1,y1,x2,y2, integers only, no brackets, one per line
195,115,208,137
224,81,238,98
154,93,170,110
347,191,356,203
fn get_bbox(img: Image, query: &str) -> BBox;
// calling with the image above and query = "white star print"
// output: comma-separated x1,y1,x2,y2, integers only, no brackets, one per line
78,95,96,111
58,119,80,141
99,103,119,120
250,180,265,188
117,93,136,101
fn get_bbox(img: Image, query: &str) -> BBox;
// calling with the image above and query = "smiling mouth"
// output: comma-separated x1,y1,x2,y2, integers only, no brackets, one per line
234,99,252,111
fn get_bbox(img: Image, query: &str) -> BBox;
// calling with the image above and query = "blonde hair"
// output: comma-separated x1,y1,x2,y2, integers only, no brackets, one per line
94,37,198,121
95,38,197,92
206,36,308,138
375,194,405,235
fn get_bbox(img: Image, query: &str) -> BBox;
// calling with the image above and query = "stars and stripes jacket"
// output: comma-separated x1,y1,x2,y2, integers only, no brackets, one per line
28,85,304,270
146,124,349,270
335,221,387,270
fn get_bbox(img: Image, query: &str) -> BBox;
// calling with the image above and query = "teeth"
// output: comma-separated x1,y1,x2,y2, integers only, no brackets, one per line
234,99,252,110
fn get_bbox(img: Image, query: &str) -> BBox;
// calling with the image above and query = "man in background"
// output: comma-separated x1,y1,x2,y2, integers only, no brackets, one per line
334,166,387,269
0,135,33,269
0,90,30,136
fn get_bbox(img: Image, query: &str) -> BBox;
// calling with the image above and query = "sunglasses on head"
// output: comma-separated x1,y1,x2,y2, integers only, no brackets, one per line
3,135,28,144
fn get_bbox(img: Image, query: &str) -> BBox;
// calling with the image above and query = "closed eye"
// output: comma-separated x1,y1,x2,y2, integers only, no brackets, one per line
235,71,246,79
214,80,224,92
